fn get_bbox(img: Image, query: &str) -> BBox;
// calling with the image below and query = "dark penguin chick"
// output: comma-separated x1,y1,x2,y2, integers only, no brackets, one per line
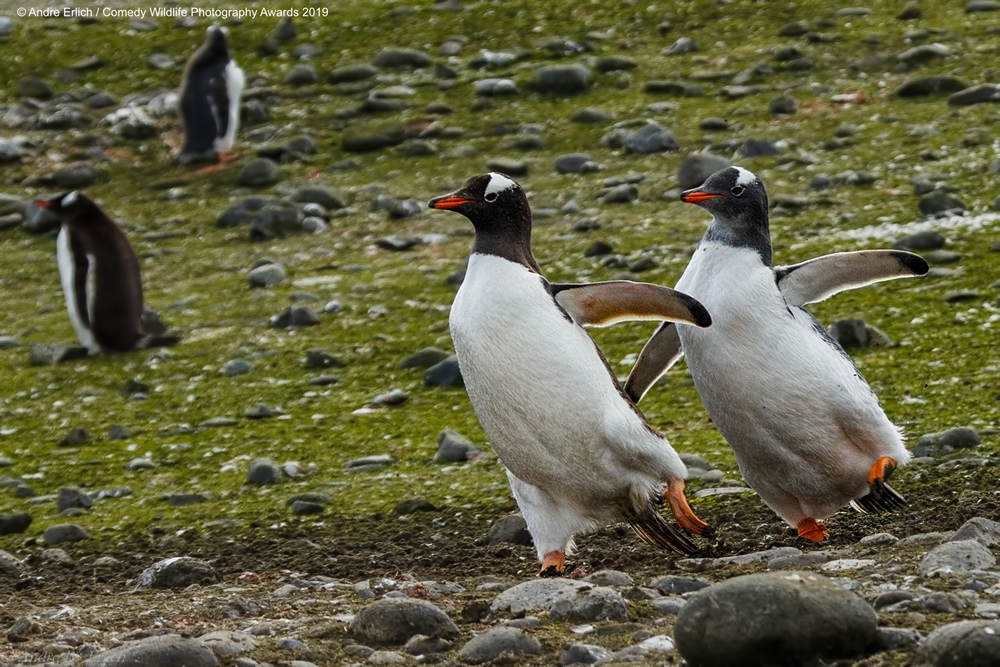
177,24,245,165
624,166,929,543
35,192,179,354
430,173,714,576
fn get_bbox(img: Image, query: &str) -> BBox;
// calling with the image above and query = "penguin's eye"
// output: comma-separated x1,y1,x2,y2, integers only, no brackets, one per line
484,192,498,203
730,186,745,197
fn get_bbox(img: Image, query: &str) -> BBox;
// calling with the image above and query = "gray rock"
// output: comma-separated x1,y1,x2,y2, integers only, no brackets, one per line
898,2,922,19
84,635,219,667
0,16,12,37
624,122,678,153
58,427,91,447
571,107,613,123
291,501,324,515
328,64,378,83
951,517,1000,547
876,627,922,652
273,17,296,41
247,458,282,485
918,540,996,575
486,157,528,177
913,427,981,456
305,349,346,369
675,571,877,666
678,153,733,190
0,139,22,162
555,153,599,174
0,549,23,576
43,523,89,545
651,575,710,595
948,84,1000,106
0,512,32,535
399,348,450,369
769,94,799,115
967,0,1000,11
601,184,638,204
394,497,438,515
534,65,591,94
459,627,541,664
584,570,633,587
293,186,346,210
916,620,1000,666
778,21,809,36
560,643,613,665
221,360,252,376
896,76,968,97
138,556,220,588
898,43,950,65
57,486,93,512
374,48,432,68
491,579,592,615
653,597,688,614
664,37,698,55
344,454,397,471
199,630,257,657
828,319,893,348
238,159,280,188
16,76,53,99
434,429,486,463
893,230,946,250
343,123,407,152
425,356,463,387
55,162,98,189
549,586,627,622
285,64,318,86
247,262,286,287
349,598,460,645
270,306,320,328
473,78,519,96
919,191,967,216
596,56,636,72
484,514,533,546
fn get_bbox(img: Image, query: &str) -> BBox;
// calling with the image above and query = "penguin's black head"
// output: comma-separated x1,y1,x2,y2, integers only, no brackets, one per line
428,172,531,234
681,166,769,222
429,173,538,269
34,191,97,222
682,166,773,264
204,24,231,55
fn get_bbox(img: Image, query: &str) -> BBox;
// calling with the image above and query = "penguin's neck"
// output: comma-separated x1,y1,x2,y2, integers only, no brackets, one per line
471,228,541,274
704,215,772,267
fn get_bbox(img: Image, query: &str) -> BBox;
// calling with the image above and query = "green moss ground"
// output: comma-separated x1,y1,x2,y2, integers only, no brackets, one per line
0,0,998,551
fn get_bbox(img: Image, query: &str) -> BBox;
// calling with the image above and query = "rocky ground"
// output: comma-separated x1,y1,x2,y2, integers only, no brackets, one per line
0,0,999,665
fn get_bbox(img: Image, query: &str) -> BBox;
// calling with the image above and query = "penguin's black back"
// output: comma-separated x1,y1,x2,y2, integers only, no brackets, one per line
180,29,232,155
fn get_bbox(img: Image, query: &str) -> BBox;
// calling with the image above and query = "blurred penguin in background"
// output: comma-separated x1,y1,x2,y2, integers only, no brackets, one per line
177,24,244,166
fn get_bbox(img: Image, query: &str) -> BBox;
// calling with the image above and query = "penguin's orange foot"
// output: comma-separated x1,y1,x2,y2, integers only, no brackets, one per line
868,456,897,486
666,479,709,536
218,150,239,165
538,551,565,577
797,518,829,543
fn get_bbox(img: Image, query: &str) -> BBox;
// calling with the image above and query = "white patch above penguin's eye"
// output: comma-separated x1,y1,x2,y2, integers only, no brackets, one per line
484,172,516,197
62,191,78,207
730,186,745,197
733,167,758,187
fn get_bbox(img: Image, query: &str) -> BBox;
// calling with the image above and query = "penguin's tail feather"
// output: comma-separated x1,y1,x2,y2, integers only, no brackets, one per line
139,334,181,349
851,481,906,514
624,503,697,555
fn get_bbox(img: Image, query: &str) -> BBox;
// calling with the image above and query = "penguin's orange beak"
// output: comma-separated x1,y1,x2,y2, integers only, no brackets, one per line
428,194,472,210
34,198,55,209
680,191,723,204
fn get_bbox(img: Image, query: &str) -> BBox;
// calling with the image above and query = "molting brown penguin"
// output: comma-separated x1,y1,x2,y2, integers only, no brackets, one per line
430,173,713,575
625,166,929,542
36,191,179,354
177,25,244,165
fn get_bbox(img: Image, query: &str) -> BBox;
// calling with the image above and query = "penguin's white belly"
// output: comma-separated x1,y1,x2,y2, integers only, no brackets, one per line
57,227,99,354
215,60,244,152
450,254,676,512
676,243,907,521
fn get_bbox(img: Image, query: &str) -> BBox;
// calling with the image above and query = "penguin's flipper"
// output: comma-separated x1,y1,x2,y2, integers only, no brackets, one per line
623,322,682,404
207,73,230,140
548,281,712,328
775,250,929,306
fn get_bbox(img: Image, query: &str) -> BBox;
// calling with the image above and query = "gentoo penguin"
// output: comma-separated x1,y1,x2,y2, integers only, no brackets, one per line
177,25,244,165
624,166,929,542
429,173,713,575
36,192,179,354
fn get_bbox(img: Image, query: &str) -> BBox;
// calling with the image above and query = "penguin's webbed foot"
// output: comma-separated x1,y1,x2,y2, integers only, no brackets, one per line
538,551,566,577
868,456,897,486
665,479,709,536
797,518,829,543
